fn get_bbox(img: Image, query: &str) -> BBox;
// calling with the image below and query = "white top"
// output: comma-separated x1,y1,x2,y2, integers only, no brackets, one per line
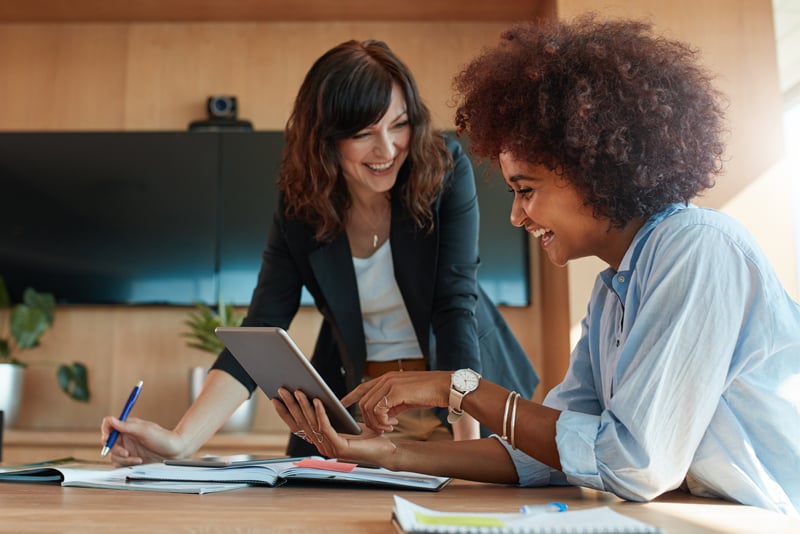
352,240,424,363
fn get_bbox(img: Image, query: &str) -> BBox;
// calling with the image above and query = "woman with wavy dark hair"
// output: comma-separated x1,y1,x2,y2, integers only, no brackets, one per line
102,39,538,460
274,18,800,515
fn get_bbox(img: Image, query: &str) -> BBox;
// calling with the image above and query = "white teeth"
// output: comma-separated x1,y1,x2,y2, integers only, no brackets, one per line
531,228,551,239
366,160,393,171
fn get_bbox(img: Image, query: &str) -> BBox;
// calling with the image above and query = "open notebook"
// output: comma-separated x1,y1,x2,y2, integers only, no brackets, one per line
0,458,248,494
130,456,451,491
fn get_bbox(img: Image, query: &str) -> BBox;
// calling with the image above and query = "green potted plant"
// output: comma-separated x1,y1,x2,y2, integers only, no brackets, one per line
183,299,255,433
0,276,90,428
182,300,244,355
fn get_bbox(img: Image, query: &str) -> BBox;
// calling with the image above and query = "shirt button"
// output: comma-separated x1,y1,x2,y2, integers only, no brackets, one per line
616,339,620,347
617,275,625,283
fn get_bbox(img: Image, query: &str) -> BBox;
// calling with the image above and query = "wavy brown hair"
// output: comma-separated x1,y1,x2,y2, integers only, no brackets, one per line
453,16,726,228
279,39,451,242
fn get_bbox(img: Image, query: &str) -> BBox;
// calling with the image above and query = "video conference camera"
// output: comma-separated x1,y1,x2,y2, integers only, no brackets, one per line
207,96,238,120
189,95,253,131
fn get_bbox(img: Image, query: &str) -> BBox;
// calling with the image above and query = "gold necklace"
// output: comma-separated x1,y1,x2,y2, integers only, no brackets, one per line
359,196,389,249
369,208,382,249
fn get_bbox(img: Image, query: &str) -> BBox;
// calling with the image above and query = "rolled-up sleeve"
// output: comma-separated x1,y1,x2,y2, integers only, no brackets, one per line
490,435,568,487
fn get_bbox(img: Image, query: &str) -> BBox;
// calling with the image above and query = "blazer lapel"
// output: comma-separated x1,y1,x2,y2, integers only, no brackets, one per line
308,233,368,379
389,195,437,359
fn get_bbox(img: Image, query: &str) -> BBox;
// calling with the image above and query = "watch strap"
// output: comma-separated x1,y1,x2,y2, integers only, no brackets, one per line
447,389,466,423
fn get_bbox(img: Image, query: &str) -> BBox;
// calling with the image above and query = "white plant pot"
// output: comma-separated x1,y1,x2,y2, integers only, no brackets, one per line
0,363,25,429
189,366,256,433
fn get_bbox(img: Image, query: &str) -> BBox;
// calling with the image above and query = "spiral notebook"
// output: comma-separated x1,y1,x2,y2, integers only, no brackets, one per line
392,496,663,534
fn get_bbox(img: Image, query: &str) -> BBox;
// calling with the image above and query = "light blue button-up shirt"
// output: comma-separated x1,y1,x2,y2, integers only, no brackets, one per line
498,203,800,515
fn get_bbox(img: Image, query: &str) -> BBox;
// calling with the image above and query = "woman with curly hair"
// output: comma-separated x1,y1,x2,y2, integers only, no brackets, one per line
274,17,800,514
101,39,538,460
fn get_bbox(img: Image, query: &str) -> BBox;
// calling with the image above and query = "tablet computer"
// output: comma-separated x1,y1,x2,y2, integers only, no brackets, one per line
214,326,362,435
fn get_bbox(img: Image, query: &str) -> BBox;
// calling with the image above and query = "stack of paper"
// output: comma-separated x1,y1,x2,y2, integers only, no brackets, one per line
392,496,663,533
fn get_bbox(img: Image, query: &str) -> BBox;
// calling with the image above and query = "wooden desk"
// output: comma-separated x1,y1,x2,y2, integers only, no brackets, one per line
0,480,798,533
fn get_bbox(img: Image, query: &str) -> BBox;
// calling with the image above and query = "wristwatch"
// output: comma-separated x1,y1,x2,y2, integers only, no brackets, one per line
447,368,481,423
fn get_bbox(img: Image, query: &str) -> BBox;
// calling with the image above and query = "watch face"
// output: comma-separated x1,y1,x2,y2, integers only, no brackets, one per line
453,369,480,392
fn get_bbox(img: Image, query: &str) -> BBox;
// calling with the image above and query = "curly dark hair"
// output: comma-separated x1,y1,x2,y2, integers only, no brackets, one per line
453,15,726,227
279,39,451,242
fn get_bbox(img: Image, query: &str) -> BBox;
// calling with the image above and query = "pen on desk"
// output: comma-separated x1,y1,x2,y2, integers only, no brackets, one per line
520,502,568,515
101,380,143,457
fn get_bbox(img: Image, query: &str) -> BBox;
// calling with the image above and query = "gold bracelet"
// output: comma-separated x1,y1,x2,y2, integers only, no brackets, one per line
501,390,517,441
510,392,521,449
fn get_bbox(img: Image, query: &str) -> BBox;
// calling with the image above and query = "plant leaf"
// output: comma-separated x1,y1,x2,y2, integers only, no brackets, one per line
57,362,90,402
218,296,228,325
182,300,244,355
10,305,49,349
23,287,56,325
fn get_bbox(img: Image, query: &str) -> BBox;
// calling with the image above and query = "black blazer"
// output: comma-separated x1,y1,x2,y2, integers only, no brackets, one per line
212,137,539,454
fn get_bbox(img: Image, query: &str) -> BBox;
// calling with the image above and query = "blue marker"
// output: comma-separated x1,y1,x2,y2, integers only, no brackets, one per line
520,502,568,515
101,380,143,457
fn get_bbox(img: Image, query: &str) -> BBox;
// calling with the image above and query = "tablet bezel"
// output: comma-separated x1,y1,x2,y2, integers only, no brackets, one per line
214,326,362,435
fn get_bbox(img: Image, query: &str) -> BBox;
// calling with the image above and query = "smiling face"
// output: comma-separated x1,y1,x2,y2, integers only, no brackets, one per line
337,84,410,200
499,152,637,269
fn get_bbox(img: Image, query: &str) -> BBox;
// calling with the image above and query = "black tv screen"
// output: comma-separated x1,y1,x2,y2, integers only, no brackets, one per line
1,132,219,304
0,131,528,307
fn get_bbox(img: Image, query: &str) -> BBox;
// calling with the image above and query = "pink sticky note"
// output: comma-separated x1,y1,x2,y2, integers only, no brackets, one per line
293,458,357,472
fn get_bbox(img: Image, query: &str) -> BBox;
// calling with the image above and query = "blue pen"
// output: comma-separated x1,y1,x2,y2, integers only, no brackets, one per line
520,502,568,515
101,380,143,457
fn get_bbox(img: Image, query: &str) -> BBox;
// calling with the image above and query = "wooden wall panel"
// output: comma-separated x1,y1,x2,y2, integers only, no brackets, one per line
0,0,551,23
15,306,324,432
0,22,513,131
0,25,129,130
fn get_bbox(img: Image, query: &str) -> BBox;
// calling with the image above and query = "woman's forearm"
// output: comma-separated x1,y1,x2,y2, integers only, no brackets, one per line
388,436,519,483
451,412,480,441
172,369,251,456
462,379,562,471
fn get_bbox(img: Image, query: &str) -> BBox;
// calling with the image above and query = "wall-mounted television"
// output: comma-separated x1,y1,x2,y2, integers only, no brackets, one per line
0,131,529,307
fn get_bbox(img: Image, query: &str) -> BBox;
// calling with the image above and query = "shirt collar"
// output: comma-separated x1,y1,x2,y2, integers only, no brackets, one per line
599,203,689,295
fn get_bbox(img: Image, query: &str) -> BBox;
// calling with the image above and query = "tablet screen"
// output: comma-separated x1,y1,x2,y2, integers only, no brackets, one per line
215,326,362,434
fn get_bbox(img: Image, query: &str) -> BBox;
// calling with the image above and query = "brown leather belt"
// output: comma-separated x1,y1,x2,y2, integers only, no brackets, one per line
363,359,427,378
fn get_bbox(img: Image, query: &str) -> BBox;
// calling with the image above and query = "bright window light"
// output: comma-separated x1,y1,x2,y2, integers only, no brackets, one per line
786,104,800,289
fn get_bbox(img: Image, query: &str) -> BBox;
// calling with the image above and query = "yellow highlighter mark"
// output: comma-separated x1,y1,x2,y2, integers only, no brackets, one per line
414,511,505,528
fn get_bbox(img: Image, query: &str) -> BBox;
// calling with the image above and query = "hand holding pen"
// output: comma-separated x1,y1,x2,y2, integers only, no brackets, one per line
101,380,143,457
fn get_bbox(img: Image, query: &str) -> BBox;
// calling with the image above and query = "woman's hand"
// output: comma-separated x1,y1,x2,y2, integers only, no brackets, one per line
100,416,186,466
341,370,452,433
272,388,396,464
